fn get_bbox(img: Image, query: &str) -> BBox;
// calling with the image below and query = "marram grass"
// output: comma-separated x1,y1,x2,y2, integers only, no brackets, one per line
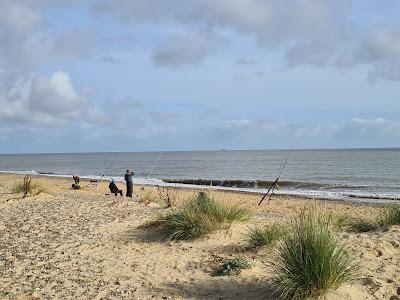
12,179,46,196
245,223,286,249
343,205,400,233
160,192,251,240
377,205,400,229
272,208,358,300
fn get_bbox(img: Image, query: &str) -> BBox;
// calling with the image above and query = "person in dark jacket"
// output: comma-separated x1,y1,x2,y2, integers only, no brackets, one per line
124,169,134,197
109,180,123,196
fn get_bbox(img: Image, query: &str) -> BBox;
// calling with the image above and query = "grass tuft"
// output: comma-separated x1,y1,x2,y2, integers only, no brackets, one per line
139,190,159,205
377,205,400,229
159,192,251,240
12,176,46,197
216,258,251,276
273,208,358,300
343,205,400,233
245,223,286,249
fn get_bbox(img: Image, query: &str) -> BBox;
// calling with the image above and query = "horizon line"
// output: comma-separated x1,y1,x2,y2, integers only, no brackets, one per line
1,146,400,155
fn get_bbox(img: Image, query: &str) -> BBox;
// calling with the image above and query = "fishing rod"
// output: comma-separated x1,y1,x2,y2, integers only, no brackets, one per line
141,153,163,190
100,159,116,181
258,149,292,206
146,153,163,179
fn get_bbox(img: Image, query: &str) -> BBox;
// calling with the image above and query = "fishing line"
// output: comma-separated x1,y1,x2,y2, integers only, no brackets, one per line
258,148,292,206
146,153,163,180
100,159,116,181
141,153,164,191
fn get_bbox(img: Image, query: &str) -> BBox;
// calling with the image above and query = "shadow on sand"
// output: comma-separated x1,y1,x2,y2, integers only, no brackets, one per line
116,224,167,244
155,278,279,300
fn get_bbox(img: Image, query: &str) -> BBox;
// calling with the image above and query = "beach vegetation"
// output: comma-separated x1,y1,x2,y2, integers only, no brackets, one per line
332,214,352,229
157,186,178,208
139,190,159,205
272,208,358,299
159,192,251,240
216,258,251,276
343,205,400,233
245,223,286,249
12,175,46,197
377,205,400,229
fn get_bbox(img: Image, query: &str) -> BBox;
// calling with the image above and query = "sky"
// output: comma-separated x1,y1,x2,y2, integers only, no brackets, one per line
1,0,400,153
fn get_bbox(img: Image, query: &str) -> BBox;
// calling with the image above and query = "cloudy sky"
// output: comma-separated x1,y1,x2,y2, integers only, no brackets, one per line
1,0,400,153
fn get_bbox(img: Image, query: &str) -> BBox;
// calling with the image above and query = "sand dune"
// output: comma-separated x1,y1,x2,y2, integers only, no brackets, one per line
0,174,399,299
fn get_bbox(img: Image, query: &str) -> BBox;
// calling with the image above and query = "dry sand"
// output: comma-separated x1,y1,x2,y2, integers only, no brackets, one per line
0,174,399,299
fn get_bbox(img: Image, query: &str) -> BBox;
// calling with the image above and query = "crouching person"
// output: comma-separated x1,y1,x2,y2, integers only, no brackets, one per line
72,175,81,190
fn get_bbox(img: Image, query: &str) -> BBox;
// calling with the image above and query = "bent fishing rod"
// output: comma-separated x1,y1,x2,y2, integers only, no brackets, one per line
258,149,292,206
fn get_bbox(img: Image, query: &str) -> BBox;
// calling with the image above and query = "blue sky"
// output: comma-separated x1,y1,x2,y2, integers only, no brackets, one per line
1,0,400,153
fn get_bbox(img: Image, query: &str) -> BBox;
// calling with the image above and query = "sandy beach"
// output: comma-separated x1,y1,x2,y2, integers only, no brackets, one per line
0,174,399,300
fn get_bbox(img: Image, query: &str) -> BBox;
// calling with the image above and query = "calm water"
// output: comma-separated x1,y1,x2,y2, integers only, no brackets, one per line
1,149,400,202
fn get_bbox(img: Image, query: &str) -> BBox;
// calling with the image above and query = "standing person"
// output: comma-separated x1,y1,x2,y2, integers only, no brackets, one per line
124,169,134,197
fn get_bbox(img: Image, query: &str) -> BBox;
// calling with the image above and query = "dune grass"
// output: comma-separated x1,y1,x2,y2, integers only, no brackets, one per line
12,176,46,197
160,192,251,240
245,223,286,249
342,205,400,233
273,208,358,300
139,190,160,205
377,205,400,229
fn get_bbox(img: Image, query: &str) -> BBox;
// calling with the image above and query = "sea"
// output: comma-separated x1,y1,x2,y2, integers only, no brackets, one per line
0,149,400,203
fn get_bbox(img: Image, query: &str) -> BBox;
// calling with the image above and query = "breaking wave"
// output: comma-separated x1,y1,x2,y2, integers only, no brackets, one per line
1,170,399,204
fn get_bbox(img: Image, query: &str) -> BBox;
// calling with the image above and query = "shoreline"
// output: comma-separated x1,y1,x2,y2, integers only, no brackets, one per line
1,171,399,206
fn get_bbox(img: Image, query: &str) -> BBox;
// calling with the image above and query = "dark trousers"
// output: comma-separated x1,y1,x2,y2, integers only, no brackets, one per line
114,190,123,196
126,182,133,197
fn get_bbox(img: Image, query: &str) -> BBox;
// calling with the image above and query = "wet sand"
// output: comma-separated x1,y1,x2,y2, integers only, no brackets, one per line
0,174,399,299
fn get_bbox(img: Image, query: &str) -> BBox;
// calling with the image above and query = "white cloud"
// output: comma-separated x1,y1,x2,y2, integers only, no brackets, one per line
0,1,124,131
93,0,349,63
0,71,100,126
221,119,251,129
216,117,400,145
30,72,86,117
334,117,400,138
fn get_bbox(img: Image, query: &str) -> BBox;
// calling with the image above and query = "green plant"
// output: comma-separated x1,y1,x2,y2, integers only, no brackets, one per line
187,192,251,223
159,192,251,240
273,208,358,300
216,258,251,276
245,223,286,249
377,205,400,229
12,176,46,197
163,208,218,240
